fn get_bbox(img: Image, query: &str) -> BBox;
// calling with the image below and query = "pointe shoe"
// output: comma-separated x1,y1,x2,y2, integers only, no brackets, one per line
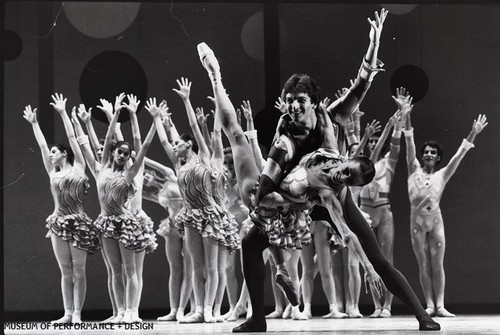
157,312,177,321
379,308,391,318
275,270,299,306
121,311,135,323
178,312,204,324
436,307,455,317
302,308,312,319
370,308,382,318
324,308,348,319
425,307,436,317
111,313,124,324
232,317,266,333
72,314,82,323
197,42,220,78
266,310,283,319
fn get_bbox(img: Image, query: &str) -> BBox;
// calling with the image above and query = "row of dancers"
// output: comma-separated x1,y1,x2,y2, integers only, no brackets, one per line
23,8,487,332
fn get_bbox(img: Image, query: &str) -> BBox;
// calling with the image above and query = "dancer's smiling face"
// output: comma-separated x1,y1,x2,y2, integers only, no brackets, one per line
285,92,317,123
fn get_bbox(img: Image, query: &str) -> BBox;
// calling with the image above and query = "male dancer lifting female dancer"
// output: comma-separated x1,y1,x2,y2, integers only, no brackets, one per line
196,6,440,333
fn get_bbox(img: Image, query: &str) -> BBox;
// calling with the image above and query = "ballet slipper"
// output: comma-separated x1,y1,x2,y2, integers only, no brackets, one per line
265,310,283,319
302,307,312,319
222,309,234,320
175,310,185,321
132,311,142,323
204,306,217,323
346,307,363,318
369,308,382,318
436,307,455,317
121,310,135,324
418,316,441,331
227,304,247,321
101,315,116,323
282,304,292,319
323,308,348,319
52,315,72,324
157,312,177,321
72,313,82,323
291,306,308,321
232,317,266,333
379,308,392,318
178,312,204,324
425,307,436,317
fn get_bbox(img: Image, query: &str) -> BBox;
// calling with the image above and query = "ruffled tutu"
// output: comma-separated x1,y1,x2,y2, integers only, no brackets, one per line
175,205,240,254
250,207,312,250
136,211,158,254
46,213,100,253
95,214,149,252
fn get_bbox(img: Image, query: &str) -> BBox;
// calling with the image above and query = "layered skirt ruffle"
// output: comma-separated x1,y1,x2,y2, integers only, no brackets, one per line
250,207,312,250
46,213,100,254
175,205,240,254
95,214,149,252
136,211,158,254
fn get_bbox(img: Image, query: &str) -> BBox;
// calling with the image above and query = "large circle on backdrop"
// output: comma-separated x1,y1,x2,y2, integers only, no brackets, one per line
390,64,429,103
380,4,418,15
64,2,140,38
79,51,147,123
241,12,287,62
4,30,23,61
254,107,283,148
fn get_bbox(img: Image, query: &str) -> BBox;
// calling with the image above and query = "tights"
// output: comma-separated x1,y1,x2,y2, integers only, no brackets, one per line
242,189,429,324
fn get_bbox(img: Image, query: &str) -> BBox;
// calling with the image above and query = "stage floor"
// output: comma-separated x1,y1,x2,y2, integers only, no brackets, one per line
4,315,500,335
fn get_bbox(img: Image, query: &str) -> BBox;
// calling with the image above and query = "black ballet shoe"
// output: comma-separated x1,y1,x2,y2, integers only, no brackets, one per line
275,270,299,307
419,319,441,331
232,317,267,333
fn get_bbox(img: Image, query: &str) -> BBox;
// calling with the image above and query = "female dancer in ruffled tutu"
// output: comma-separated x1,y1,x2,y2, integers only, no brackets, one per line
23,93,99,324
146,78,239,323
94,95,156,323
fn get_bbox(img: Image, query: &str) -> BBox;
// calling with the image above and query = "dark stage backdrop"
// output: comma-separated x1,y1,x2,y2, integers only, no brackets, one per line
4,2,500,318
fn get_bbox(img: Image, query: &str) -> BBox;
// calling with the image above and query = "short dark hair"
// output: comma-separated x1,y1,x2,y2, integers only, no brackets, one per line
179,133,198,154
351,155,375,186
421,140,443,165
281,73,321,106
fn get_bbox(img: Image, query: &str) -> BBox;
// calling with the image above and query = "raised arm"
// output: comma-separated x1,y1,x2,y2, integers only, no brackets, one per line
403,101,419,175
196,106,214,155
23,105,52,174
370,110,399,162
146,98,177,166
442,114,488,183
127,123,156,182
353,119,381,157
172,77,211,164
122,94,142,151
101,96,123,165
50,93,85,169
71,110,99,177
326,9,388,122
144,156,177,181
96,95,126,142
241,100,266,171
159,100,180,143
77,104,101,156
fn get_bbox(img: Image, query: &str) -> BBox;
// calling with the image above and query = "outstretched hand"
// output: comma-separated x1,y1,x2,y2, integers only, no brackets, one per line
368,8,388,44
50,93,67,114
365,119,381,137
96,98,114,121
391,87,413,110
472,114,488,135
114,92,126,113
77,104,92,123
145,97,161,118
195,107,211,125
122,94,140,114
173,77,192,101
319,97,331,112
274,97,286,114
23,105,38,123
